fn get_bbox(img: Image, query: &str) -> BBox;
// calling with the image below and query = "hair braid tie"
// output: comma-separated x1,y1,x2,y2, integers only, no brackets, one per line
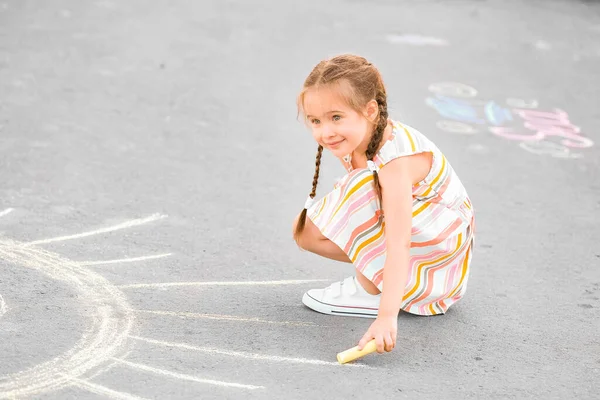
304,196,315,210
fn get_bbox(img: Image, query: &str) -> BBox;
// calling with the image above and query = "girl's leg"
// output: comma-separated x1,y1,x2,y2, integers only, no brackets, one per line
293,214,381,295
355,270,381,295
293,213,351,263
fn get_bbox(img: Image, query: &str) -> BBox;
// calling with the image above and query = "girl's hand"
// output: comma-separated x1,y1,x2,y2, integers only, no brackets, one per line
358,316,398,353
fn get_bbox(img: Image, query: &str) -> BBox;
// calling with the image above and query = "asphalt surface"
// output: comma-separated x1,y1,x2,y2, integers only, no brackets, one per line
0,0,599,399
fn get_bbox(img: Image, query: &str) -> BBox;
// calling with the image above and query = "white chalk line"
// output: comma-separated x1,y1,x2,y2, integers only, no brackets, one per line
119,279,329,289
386,34,449,46
78,253,172,266
66,376,149,400
0,240,134,398
0,294,7,318
22,213,167,246
112,358,264,390
86,351,132,380
0,208,14,218
129,336,372,369
132,309,321,327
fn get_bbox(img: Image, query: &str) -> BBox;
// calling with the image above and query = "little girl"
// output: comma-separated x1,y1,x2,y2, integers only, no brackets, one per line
292,54,475,355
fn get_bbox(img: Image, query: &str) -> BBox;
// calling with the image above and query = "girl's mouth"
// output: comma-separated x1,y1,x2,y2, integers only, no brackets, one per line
326,139,345,148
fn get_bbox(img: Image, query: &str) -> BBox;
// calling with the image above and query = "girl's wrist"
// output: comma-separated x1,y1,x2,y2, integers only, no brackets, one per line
378,289,404,318
377,307,401,319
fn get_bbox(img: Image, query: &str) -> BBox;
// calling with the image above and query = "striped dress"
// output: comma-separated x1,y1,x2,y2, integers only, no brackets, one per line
306,120,475,316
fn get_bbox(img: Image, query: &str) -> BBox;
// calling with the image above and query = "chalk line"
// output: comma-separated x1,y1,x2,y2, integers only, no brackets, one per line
0,208,14,218
386,34,448,46
129,336,372,369
428,82,478,98
533,39,551,51
0,294,6,318
78,253,172,266
133,309,320,327
119,279,329,289
67,376,148,400
0,240,134,398
112,358,264,390
22,213,167,246
436,120,477,135
86,351,132,380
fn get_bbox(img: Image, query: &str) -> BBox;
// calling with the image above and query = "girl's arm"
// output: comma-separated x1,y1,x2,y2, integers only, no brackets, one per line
377,155,417,318
357,152,432,352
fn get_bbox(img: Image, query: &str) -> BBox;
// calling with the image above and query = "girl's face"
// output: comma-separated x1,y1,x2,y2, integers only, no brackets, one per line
302,86,376,158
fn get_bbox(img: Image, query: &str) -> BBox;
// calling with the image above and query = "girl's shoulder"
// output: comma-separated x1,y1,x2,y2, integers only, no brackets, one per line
374,119,438,167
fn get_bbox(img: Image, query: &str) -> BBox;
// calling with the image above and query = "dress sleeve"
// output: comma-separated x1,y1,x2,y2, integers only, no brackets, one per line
374,122,428,168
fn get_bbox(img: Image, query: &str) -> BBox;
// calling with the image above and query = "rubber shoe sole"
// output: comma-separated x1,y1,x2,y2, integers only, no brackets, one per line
302,291,378,319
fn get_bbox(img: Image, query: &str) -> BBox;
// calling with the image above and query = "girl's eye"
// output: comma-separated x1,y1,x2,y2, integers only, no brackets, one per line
332,115,341,121
311,119,320,125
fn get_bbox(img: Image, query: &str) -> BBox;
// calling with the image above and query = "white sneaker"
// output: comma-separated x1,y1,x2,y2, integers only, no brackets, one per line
302,276,381,318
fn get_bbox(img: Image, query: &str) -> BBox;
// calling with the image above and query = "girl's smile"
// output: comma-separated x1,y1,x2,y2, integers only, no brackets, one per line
325,138,345,148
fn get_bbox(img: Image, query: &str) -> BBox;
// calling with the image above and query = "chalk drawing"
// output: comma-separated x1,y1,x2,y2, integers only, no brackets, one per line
513,108,592,148
386,34,449,46
23,213,167,246
506,98,539,109
0,294,6,319
1,208,354,399
427,95,512,126
426,82,593,158
66,376,148,400
436,120,478,134
426,96,487,124
466,144,489,154
485,101,514,126
533,40,551,51
118,279,329,290
86,351,132,381
0,239,134,398
94,1,117,9
133,309,321,327
129,336,373,369
0,208,14,218
78,253,172,267
488,126,545,142
519,141,583,159
112,358,264,390
0,211,178,397
428,82,477,98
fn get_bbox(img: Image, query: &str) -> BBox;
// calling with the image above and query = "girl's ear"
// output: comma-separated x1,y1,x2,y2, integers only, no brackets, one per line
364,99,379,123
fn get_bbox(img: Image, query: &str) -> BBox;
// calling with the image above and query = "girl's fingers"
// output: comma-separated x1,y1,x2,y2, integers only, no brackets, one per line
357,331,373,350
375,334,385,353
384,333,394,352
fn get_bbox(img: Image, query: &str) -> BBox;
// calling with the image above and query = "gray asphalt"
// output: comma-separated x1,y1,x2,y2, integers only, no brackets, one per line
1,0,599,399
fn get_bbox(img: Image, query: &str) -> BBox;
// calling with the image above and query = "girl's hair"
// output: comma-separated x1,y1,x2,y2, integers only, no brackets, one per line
294,54,388,243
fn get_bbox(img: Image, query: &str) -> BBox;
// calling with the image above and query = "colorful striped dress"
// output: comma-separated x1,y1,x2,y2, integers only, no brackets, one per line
306,120,475,316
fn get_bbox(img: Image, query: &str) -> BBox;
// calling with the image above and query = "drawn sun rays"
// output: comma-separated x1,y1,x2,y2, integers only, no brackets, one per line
0,293,6,320
0,209,366,399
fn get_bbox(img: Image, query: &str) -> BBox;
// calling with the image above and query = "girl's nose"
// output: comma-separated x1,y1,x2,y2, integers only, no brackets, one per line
321,123,335,137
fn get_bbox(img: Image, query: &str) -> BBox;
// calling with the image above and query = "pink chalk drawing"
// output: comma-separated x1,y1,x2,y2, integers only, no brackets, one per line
425,82,594,159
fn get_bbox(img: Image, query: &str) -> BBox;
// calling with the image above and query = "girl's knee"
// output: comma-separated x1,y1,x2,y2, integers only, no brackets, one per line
292,214,308,249
292,213,322,250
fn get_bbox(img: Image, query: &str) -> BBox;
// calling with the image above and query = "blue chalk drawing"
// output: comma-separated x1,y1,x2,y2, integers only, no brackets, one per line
426,95,513,126
484,101,513,126
426,95,486,124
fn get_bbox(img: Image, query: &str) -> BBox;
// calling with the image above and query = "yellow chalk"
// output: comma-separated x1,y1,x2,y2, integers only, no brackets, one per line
337,339,378,364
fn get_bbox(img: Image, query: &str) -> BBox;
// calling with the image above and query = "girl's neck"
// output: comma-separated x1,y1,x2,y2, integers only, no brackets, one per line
350,119,393,169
